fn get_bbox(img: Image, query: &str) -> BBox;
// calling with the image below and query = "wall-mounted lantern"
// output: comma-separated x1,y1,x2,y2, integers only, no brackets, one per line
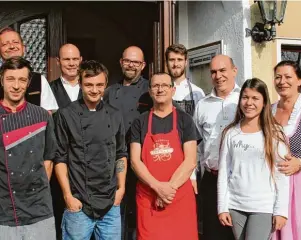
246,0,287,43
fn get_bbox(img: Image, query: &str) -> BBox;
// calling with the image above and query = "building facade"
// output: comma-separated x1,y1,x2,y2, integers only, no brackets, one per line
177,0,301,102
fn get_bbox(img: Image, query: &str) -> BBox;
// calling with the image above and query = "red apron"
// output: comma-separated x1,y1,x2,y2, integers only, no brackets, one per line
136,108,198,240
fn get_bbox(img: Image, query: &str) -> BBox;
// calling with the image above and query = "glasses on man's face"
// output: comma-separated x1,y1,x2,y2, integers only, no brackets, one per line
121,58,143,67
150,83,173,91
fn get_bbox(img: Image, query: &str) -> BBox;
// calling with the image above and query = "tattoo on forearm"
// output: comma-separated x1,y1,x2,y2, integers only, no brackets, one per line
116,159,125,173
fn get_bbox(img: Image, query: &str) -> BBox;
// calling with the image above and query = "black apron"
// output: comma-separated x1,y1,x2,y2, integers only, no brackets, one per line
175,80,195,116
50,77,82,109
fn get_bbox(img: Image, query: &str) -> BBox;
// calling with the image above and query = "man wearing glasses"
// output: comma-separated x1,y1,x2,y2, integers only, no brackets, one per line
104,46,150,136
130,72,198,239
103,46,151,239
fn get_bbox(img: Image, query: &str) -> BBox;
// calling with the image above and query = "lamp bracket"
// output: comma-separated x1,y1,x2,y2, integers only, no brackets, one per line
245,22,272,43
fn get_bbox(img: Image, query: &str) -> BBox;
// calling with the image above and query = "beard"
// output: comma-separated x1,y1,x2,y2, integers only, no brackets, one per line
124,70,136,80
123,68,140,82
169,67,185,79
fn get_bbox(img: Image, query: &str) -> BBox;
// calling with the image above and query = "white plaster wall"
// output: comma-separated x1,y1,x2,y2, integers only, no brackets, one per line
178,1,252,86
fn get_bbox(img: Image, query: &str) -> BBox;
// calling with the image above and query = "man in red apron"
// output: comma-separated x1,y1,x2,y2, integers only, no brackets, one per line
130,72,199,240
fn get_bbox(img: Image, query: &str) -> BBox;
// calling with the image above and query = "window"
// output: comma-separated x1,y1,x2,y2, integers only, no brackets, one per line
281,44,301,67
187,41,223,94
20,17,47,77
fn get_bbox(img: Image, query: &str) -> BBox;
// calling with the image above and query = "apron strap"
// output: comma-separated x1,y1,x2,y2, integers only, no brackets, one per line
172,107,177,131
147,109,153,134
187,79,194,103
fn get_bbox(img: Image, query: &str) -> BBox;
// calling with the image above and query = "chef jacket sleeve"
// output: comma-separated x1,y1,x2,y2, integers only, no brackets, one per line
53,110,69,164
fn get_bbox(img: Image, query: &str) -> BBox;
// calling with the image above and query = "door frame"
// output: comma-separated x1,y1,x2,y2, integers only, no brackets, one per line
151,0,175,77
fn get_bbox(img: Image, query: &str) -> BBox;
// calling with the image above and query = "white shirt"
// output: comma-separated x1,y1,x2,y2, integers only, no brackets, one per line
61,76,80,102
272,94,301,136
173,78,205,105
173,79,205,180
40,75,59,111
193,84,240,170
217,124,289,217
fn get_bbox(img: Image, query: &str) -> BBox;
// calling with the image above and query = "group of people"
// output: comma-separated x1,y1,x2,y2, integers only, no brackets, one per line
0,25,300,240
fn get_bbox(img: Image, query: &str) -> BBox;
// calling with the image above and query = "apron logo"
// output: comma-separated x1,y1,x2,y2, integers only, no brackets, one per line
150,139,174,162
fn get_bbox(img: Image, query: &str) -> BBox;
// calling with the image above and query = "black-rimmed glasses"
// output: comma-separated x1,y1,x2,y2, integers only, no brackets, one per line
121,58,144,67
150,83,173,91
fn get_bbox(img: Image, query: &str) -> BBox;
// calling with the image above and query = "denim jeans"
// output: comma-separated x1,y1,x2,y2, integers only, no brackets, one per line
62,205,121,240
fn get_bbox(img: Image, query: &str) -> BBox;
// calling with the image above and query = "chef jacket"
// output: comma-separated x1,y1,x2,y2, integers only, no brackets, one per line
103,77,151,140
54,99,127,218
0,101,57,226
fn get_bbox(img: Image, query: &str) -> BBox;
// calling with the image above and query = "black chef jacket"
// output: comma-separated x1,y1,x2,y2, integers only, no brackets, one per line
0,101,57,226
54,99,127,219
103,77,152,140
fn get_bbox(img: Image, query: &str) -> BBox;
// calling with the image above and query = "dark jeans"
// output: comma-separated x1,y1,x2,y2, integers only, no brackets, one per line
201,170,235,240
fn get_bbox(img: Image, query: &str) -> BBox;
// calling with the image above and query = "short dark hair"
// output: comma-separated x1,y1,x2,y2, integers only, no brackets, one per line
165,44,187,61
79,60,109,84
0,56,33,83
149,72,174,88
274,60,301,78
0,27,23,45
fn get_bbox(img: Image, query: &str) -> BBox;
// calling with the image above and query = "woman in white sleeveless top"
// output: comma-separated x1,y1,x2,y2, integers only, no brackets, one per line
272,60,301,240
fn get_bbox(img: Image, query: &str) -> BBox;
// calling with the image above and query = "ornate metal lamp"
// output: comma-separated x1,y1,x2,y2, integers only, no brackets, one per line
246,0,287,43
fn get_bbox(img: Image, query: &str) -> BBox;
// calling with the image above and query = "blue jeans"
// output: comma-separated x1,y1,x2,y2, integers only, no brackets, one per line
62,205,121,240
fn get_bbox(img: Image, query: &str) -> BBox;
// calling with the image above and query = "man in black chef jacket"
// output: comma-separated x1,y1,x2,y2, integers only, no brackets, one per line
103,46,151,239
54,60,127,240
0,57,57,239
104,46,150,137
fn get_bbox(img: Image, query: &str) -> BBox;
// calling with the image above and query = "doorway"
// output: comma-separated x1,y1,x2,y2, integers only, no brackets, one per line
0,1,174,83
64,1,159,85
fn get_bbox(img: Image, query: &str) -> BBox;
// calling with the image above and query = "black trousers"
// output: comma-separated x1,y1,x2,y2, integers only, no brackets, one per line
123,164,137,240
201,170,235,240
50,174,65,240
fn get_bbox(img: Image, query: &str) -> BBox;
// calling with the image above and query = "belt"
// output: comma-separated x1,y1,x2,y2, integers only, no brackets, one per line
205,167,218,176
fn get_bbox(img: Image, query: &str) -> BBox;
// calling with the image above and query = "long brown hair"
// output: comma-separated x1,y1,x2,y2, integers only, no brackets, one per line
220,78,287,174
